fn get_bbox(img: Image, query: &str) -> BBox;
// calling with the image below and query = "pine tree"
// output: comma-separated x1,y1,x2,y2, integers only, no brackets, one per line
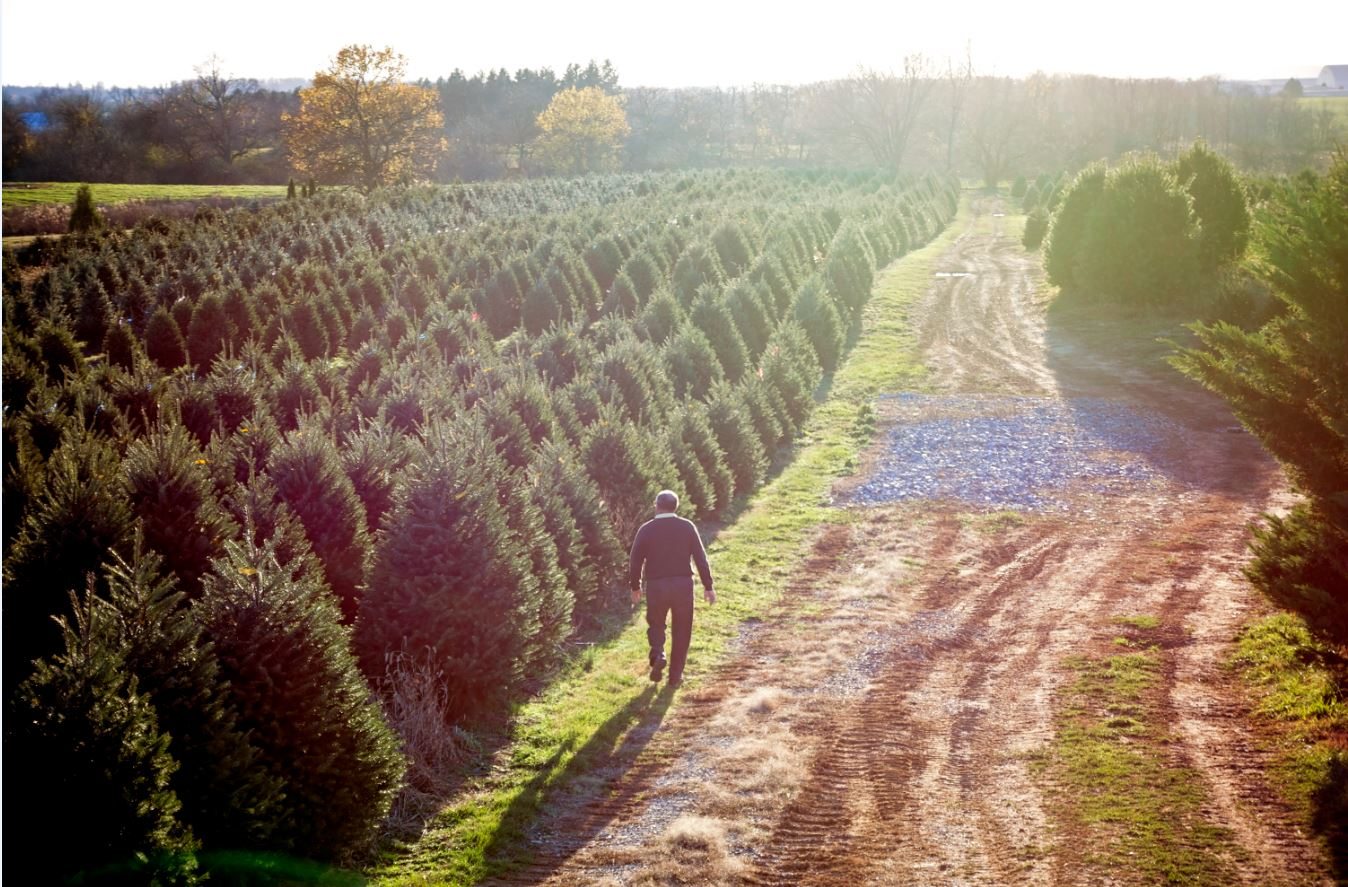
792,276,846,373
1174,157,1348,555
637,288,684,345
4,429,133,682
619,251,661,301
10,587,198,886
269,425,372,621
358,420,540,716
340,418,411,534
707,382,767,497
146,305,190,371
187,291,233,375
1174,140,1250,271
676,403,735,517
664,326,725,400
102,320,141,371
533,438,625,618
582,403,677,543
68,183,104,234
122,423,236,597
690,288,750,383
761,320,822,433
101,540,288,854
197,534,404,861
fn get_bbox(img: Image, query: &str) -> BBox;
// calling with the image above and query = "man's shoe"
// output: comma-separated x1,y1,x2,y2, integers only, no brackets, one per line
668,675,682,688
649,661,664,682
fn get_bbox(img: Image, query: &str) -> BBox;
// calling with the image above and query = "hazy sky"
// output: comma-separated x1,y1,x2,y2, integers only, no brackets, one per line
2,0,1343,88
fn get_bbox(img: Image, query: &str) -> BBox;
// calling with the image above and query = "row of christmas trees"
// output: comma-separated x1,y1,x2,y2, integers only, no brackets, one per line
2,167,957,881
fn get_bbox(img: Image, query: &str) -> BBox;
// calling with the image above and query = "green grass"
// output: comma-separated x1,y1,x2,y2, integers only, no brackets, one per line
1042,620,1238,884
1298,96,1348,126
1,182,287,207
1232,612,1347,856
366,203,967,886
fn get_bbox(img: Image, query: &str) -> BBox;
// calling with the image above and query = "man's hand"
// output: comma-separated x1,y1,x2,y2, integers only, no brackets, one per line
704,586,717,605
630,587,642,605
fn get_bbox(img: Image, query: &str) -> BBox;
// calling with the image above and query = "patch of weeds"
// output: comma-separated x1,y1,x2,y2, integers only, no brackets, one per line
1233,613,1347,873
959,509,1027,535
1116,614,1160,631
1043,628,1237,884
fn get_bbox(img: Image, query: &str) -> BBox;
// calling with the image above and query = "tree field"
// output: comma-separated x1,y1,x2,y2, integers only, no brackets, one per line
1,167,957,882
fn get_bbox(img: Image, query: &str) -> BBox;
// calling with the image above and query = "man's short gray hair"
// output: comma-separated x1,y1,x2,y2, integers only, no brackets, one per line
655,490,679,511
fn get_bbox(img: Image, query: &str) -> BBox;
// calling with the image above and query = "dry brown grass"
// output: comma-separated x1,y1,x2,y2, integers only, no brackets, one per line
623,815,747,886
376,652,473,837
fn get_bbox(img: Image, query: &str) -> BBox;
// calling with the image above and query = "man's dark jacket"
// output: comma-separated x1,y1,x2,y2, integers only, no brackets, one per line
628,513,713,591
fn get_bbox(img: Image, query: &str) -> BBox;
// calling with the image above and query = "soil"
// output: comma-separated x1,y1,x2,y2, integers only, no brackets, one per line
486,200,1335,885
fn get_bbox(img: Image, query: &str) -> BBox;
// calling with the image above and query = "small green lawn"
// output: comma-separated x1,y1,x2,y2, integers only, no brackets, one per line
1,182,287,207
1042,622,1239,885
1233,613,1347,868
366,200,965,887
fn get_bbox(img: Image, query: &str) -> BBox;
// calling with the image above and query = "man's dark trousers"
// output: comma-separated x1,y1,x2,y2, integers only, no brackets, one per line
646,576,695,681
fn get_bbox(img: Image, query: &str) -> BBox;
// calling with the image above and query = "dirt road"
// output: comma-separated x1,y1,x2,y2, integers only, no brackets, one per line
492,200,1333,885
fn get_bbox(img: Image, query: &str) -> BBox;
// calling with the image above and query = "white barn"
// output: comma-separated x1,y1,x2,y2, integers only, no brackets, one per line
1317,65,1348,89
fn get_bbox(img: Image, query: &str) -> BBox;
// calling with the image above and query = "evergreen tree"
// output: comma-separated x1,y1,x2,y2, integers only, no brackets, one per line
358,420,541,716
761,320,822,432
101,540,288,854
74,281,114,355
690,288,750,383
146,306,190,372
187,291,233,375
582,403,677,543
676,403,735,517
707,382,767,497
1174,157,1348,566
664,326,724,400
102,320,141,371
68,183,104,235
1076,156,1201,307
823,222,876,318
1044,162,1107,293
725,279,773,359
619,251,661,301
340,419,411,534
492,457,571,675
4,429,133,681
123,424,236,597
792,276,846,373
269,425,372,620
10,588,198,886
637,287,684,345
671,242,726,307
1174,140,1250,271
196,534,404,862
532,438,625,618
33,318,87,383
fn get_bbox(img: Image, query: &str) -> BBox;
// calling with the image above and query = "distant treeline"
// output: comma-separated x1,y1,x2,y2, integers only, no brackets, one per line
4,58,1343,185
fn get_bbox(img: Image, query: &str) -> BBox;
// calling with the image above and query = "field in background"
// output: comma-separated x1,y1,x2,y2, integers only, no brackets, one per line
1299,96,1348,125
1,182,288,207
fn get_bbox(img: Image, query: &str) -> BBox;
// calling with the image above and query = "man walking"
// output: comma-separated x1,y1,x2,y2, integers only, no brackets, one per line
629,490,716,687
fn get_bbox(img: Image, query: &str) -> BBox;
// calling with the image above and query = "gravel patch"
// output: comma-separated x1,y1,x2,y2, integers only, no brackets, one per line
846,394,1182,511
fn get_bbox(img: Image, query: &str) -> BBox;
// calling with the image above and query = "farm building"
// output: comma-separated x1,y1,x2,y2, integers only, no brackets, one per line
1317,65,1348,88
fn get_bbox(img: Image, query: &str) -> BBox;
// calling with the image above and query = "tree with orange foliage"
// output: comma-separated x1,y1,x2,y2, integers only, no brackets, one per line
284,45,446,192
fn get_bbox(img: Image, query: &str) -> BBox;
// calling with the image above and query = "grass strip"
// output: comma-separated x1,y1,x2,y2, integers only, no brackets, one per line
1,182,288,206
1041,622,1237,885
1232,613,1347,868
366,202,968,886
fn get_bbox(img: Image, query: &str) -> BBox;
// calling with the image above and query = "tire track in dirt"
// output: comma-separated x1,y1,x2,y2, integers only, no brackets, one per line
496,198,1334,885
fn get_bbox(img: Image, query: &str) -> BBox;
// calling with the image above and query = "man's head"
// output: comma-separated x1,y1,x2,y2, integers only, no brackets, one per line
654,490,679,513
